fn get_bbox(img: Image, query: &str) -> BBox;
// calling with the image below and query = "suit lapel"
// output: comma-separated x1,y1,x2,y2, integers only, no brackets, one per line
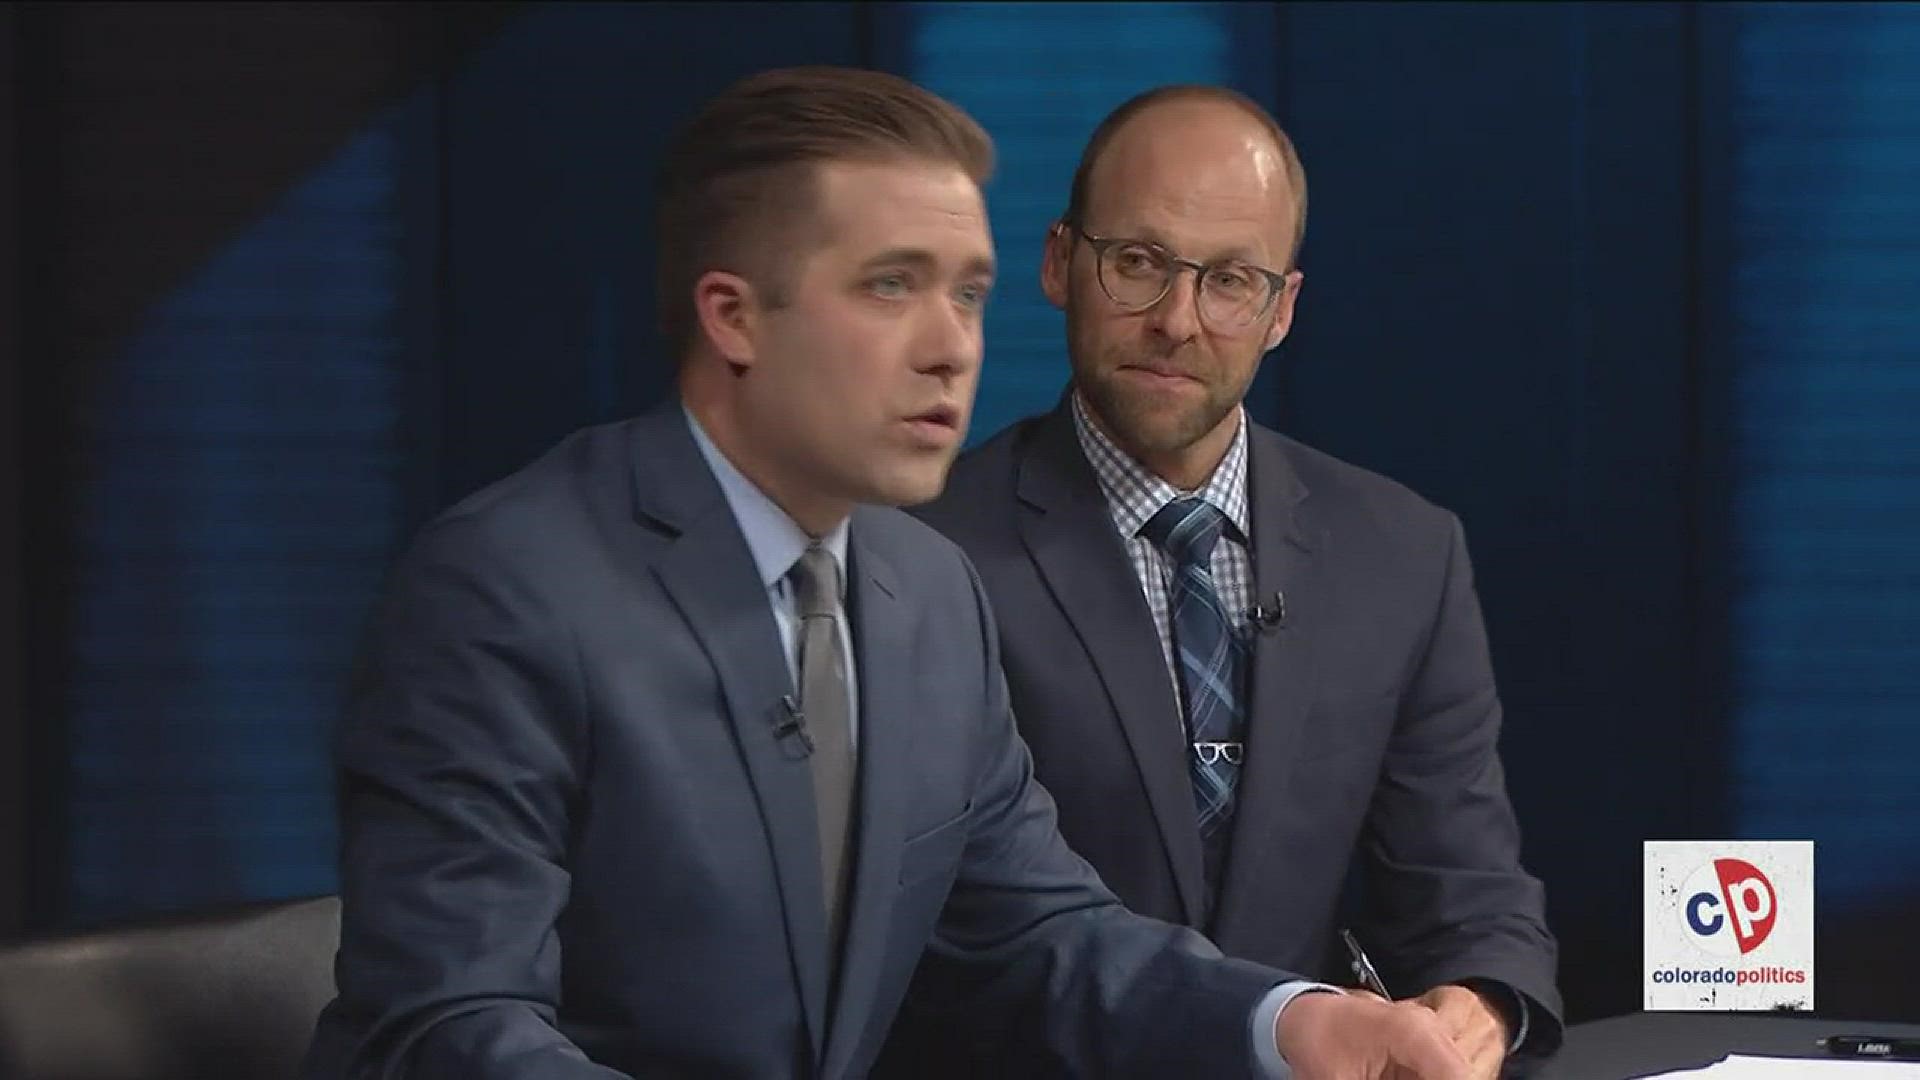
821,512,911,1077
629,406,831,1063
1015,404,1208,925
1211,426,1320,943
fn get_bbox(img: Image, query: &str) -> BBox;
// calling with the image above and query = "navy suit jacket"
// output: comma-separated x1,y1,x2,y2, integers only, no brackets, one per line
302,402,1293,1080
904,400,1562,1055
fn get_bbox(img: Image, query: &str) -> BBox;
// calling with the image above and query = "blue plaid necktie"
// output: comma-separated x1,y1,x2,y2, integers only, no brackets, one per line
1141,497,1246,901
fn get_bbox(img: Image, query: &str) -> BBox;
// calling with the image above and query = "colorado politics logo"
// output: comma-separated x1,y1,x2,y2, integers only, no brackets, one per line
1680,858,1776,957
1644,841,1813,1012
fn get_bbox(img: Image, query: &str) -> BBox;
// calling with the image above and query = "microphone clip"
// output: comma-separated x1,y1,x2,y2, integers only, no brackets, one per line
775,695,815,756
1244,590,1287,636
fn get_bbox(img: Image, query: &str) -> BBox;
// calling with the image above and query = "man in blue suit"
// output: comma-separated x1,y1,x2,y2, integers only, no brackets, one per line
903,87,1563,1078
302,68,1472,1079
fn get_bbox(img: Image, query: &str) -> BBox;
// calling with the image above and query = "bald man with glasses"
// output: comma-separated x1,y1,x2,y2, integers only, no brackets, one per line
892,86,1563,1079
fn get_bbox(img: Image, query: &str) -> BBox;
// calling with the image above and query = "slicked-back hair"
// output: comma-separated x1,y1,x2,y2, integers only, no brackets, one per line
656,66,995,359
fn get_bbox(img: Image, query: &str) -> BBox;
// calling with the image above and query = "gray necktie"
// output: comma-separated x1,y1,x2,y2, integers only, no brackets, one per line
790,545,855,954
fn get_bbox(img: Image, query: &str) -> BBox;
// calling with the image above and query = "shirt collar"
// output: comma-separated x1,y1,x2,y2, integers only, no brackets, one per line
1070,389,1251,542
683,404,850,596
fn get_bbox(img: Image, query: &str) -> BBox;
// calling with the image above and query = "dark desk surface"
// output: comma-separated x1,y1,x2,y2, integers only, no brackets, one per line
1537,1014,1920,1079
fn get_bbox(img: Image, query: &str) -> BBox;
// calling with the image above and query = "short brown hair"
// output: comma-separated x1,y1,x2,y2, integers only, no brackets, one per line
1062,85,1308,268
656,66,995,358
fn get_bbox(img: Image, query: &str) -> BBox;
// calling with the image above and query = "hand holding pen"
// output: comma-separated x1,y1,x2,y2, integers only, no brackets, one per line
1342,928,1508,1079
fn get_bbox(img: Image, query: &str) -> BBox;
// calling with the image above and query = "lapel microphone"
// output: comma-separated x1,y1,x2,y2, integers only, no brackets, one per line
1245,590,1287,634
775,695,815,755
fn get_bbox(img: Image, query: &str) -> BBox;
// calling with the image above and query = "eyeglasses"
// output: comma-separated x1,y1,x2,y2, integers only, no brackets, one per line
1191,741,1245,766
1068,225,1293,331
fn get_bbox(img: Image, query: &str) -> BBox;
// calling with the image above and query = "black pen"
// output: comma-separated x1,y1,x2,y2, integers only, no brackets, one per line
1820,1034,1920,1061
1339,928,1392,999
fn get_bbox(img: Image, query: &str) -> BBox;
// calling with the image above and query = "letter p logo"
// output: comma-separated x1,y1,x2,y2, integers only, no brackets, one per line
1715,858,1776,954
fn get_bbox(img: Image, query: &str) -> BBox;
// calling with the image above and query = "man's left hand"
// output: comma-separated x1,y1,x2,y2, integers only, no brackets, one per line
1411,985,1509,1079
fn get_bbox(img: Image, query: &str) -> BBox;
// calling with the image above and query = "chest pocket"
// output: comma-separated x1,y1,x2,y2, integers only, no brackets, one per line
897,803,971,888
1300,689,1398,762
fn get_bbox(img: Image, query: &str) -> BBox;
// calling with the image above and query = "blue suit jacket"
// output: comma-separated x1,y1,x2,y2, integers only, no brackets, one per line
302,402,1292,1079
901,401,1562,1059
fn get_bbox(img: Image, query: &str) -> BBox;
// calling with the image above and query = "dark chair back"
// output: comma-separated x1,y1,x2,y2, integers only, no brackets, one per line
0,895,339,1080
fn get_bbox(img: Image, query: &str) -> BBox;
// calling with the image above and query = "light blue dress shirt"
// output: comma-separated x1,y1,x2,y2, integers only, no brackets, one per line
683,406,1327,1076
685,408,856,740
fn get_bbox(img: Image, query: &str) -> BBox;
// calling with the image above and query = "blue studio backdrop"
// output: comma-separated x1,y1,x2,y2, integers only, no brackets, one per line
10,1,1918,1024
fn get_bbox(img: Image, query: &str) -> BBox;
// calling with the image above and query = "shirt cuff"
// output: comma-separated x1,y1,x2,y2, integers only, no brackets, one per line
1457,977,1530,1054
1249,980,1343,1079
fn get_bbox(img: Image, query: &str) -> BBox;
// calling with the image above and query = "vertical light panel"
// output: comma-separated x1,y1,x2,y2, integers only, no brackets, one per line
1726,5,1920,906
904,1,1238,445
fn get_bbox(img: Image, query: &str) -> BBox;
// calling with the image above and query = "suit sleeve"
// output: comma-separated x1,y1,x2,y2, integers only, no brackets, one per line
302,525,627,1080
909,555,1296,1079
1357,513,1565,1053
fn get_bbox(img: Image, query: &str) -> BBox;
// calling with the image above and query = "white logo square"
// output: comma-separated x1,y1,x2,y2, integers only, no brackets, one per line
1644,840,1814,1011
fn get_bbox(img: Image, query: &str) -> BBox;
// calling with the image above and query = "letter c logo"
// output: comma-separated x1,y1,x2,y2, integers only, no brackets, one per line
1687,891,1723,937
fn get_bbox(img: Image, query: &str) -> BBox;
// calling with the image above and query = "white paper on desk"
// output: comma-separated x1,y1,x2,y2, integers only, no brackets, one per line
1635,1054,1920,1078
